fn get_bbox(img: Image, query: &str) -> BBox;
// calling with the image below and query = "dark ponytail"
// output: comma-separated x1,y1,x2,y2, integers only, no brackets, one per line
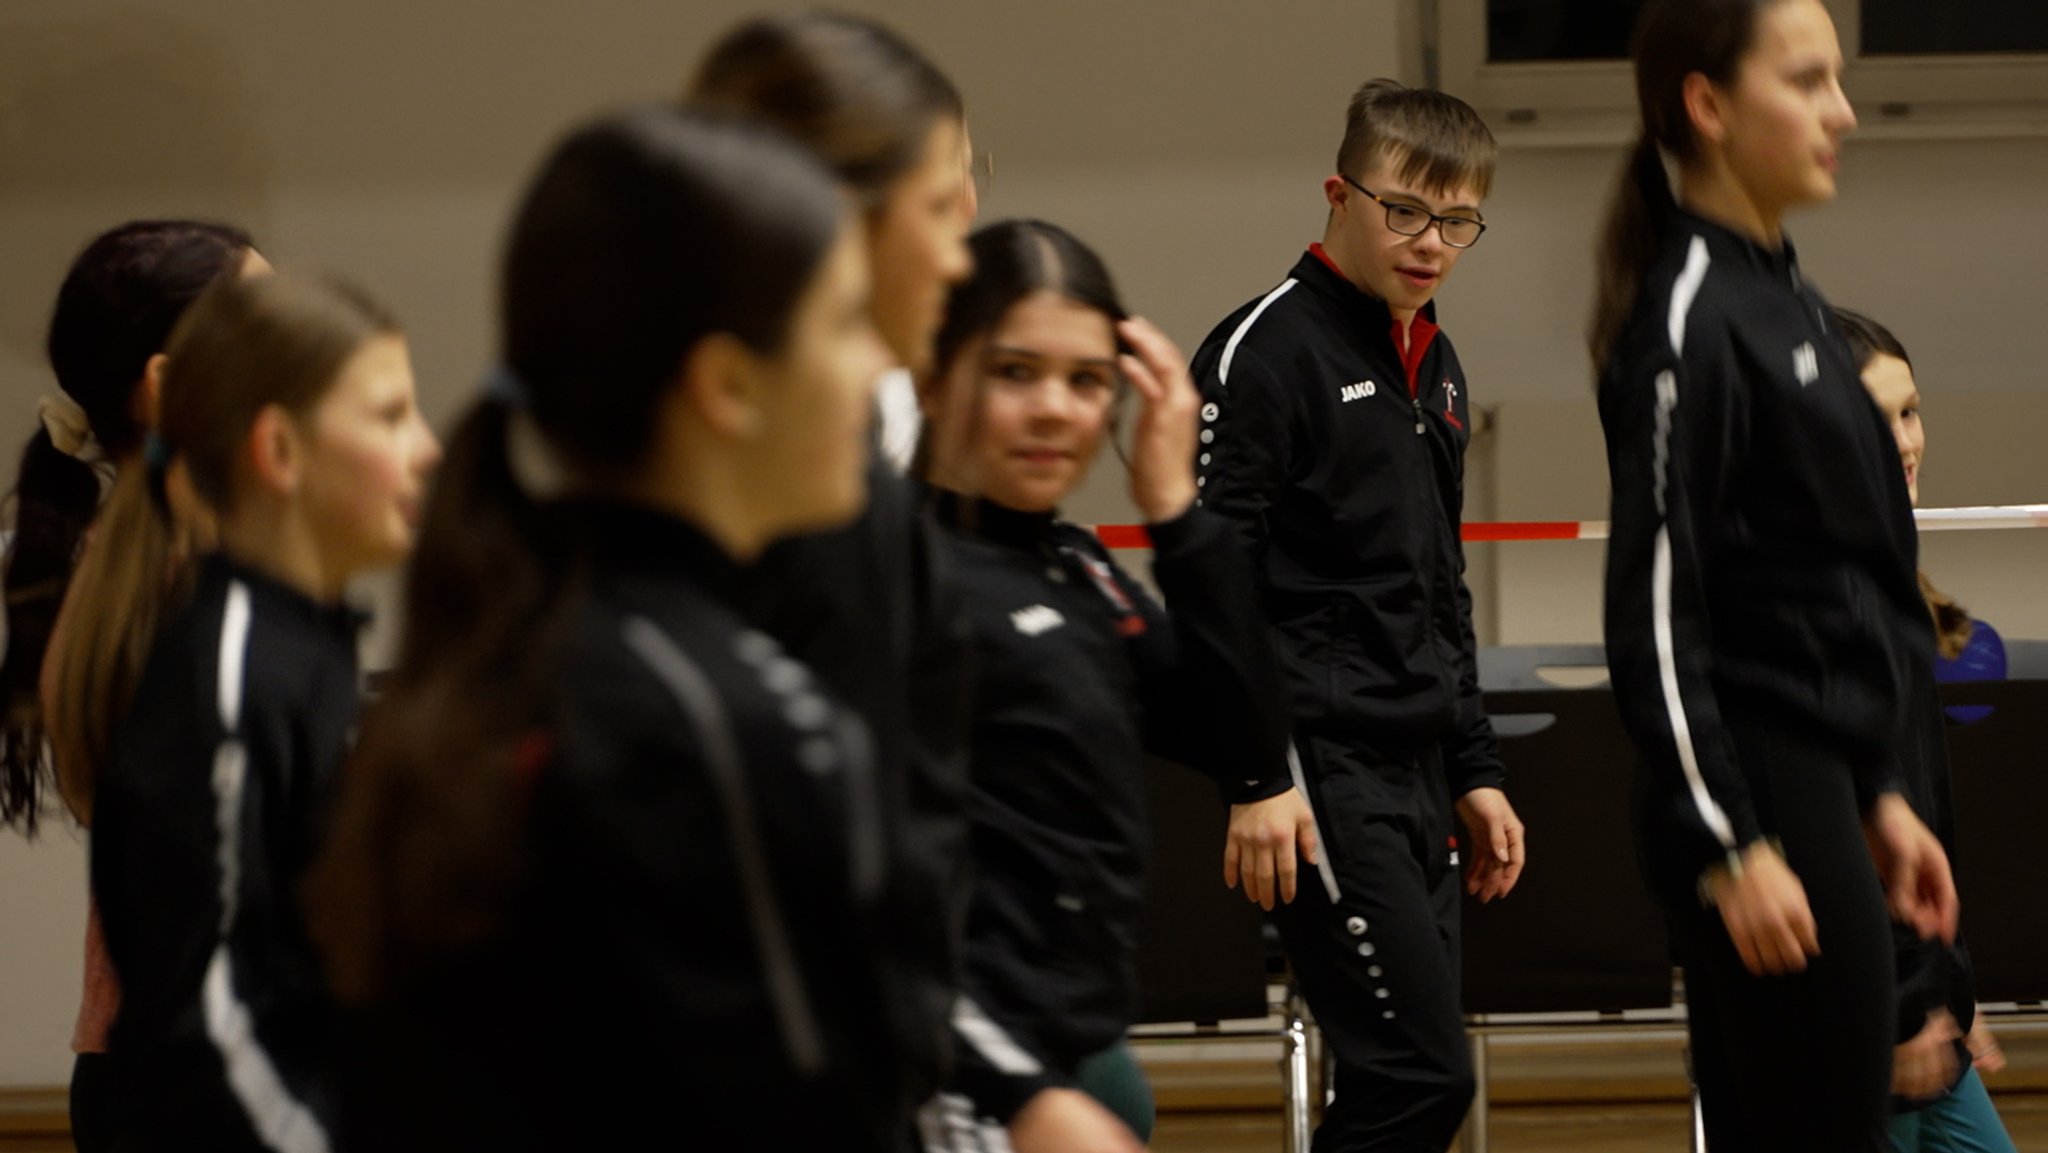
1590,134,1679,368
305,105,849,1000
306,398,572,1002
1,219,251,834
1588,0,1782,368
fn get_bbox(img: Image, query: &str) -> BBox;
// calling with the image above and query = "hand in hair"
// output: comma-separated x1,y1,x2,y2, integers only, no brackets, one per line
1116,317,1199,524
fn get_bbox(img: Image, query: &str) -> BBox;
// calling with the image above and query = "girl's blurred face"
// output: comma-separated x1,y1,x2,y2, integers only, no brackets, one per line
923,290,1119,514
1859,352,1924,504
296,333,442,578
867,117,976,374
1714,0,1857,216
752,222,893,533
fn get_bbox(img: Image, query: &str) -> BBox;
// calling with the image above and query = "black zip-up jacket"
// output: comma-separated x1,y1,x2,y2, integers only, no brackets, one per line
1600,210,1931,882
747,460,974,1117
348,502,909,1152
94,554,361,1152
1192,248,1502,793
929,491,1290,1122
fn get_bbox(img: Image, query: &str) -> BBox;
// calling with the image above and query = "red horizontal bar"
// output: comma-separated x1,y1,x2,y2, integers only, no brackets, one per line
1094,524,1153,550
1089,521,1586,548
1462,521,1585,542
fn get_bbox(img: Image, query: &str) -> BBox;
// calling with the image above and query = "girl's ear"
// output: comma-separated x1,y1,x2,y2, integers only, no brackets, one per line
134,353,169,431
1682,70,1730,149
679,333,766,440
245,403,304,497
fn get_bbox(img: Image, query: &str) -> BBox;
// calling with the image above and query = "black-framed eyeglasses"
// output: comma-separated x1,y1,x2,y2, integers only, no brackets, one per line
1342,175,1487,249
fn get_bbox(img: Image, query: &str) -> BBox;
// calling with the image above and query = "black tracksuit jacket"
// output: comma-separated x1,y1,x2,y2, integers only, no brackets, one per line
927,491,1290,1122
1599,210,1932,885
94,554,362,1152
1191,247,1503,791
349,501,912,1152
747,461,974,1119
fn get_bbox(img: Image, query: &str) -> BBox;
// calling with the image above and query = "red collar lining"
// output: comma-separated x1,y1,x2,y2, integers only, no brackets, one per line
1306,244,1439,399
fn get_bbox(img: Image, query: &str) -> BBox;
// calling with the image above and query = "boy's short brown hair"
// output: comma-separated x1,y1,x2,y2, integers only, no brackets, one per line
1337,79,1497,200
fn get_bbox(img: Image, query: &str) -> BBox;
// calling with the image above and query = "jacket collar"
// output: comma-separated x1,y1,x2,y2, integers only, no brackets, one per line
200,552,368,639
922,484,1059,550
565,497,747,607
1674,207,1804,290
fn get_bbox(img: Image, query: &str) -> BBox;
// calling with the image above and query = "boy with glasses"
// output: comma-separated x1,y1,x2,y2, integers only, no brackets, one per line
1191,78,1525,1151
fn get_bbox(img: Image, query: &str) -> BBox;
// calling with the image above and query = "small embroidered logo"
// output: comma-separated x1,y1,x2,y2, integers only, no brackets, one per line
1340,381,1377,403
1793,342,1820,386
1009,605,1066,637
1442,379,1464,430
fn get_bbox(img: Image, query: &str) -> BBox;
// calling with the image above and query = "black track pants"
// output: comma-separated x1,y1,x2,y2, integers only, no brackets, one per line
1648,717,1897,1153
1272,735,1475,1153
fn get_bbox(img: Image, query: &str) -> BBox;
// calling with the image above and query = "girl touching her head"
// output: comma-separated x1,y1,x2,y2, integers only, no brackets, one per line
910,221,1290,1153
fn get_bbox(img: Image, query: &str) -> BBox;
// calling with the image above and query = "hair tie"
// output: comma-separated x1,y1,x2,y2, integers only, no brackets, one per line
143,431,174,469
37,394,102,463
139,431,178,516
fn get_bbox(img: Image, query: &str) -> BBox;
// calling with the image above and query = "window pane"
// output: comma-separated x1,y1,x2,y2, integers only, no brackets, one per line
1861,0,2048,55
1486,0,1649,62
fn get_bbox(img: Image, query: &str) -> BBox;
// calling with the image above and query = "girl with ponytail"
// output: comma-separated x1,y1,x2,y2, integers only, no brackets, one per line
1594,2,1958,1147
83,271,438,1151
3,220,257,832
0,220,259,1152
304,105,907,1152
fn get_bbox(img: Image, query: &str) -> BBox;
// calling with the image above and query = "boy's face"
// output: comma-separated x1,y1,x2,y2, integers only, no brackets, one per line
1323,152,1485,318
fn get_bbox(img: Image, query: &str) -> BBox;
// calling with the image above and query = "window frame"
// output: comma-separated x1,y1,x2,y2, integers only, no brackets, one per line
1434,0,2048,143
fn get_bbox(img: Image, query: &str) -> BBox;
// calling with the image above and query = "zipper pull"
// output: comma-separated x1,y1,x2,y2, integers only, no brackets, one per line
1412,395,1425,435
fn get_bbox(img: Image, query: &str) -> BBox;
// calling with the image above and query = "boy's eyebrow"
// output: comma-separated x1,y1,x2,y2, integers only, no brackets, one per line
1381,187,1484,216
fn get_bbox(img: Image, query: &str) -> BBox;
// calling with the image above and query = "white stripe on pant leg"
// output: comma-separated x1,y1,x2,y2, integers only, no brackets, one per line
1287,741,1342,903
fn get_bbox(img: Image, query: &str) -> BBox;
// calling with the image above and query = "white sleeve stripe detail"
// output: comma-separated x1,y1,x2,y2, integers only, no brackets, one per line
1667,235,1711,357
217,581,251,728
1218,279,1297,386
201,587,332,1153
1652,529,1737,849
1287,741,1343,903
204,949,331,1153
950,995,1044,1076
1648,238,1738,852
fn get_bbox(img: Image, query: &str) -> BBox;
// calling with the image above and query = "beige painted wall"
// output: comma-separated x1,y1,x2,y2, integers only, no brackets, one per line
3,0,2044,1087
